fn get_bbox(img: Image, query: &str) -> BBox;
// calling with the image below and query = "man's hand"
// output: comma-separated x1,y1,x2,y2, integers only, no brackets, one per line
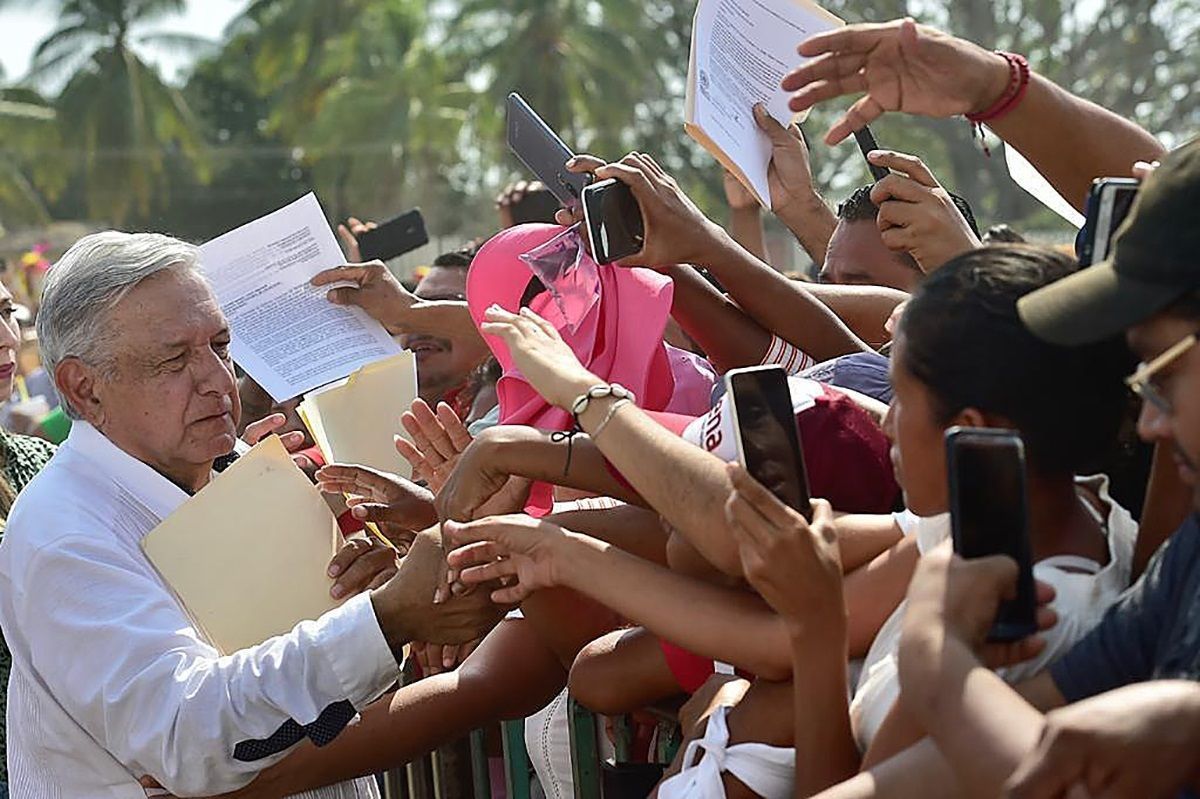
753,104,822,215
315,464,437,554
723,170,760,212
782,18,1012,144
310,261,415,334
553,152,727,269
900,543,1058,671
724,463,844,637
479,305,600,410
336,217,377,262
394,399,473,492
868,150,980,273
444,515,572,605
241,413,315,472
1006,681,1200,799
370,528,505,651
434,426,534,523
410,638,481,677
327,536,399,600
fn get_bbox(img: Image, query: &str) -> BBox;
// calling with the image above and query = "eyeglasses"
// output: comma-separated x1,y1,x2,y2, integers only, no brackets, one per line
1126,332,1199,414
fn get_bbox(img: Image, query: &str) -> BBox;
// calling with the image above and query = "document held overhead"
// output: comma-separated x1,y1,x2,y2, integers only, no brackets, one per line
141,436,343,655
686,0,843,207
199,193,403,401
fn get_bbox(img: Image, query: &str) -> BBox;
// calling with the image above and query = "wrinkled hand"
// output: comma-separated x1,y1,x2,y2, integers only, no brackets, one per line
1005,681,1200,799
868,150,980,272
241,413,315,472
444,515,571,604
327,536,399,600
316,464,436,554
337,216,377,262
479,305,599,409
554,152,726,268
410,638,482,677
724,463,843,632
783,18,1012,144
752,104,821,215
900,542,1058,670
310,261,415,334
394,398,473,492
372,528,505,645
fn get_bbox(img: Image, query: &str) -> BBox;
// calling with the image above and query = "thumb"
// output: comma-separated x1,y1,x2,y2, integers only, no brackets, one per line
753,103,790,143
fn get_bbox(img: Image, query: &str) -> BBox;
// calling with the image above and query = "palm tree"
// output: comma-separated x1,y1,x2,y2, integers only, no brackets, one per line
0,83,64,232
1,0,211,225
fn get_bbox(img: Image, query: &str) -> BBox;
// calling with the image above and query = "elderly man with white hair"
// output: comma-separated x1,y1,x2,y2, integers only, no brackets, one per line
0,232,498,797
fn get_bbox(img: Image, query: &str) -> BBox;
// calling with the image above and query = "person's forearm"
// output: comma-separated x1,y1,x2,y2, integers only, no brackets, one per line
488,429,644,506
696,228,870,360
665,264,773,371
898,632,1044,794
728,207,769,262
810,738,964,799
386,300,480,342
790,627,859,795
557,531,793,679
836,515,904,572
844,537,919,658
775,193,838,266
991,72,1165,212
799,283,909,350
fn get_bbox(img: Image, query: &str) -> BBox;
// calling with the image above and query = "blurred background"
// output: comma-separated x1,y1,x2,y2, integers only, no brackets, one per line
1,0,1197,285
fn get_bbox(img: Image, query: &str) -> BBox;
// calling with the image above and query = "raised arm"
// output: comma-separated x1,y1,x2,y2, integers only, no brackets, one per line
784,18,1165,211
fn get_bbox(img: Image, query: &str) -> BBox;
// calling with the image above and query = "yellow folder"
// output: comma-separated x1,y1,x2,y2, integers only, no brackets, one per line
299,351,417,479
141,436,342,655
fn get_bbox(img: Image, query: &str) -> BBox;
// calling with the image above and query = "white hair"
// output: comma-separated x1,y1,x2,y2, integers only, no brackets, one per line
37,231,205,419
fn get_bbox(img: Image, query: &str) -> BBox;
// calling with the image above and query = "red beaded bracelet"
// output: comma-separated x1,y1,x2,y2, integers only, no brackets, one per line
965,51,1031,124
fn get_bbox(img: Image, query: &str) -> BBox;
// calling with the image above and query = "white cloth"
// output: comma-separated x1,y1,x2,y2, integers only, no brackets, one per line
849,475,1137,752
525,688,574,799
657,705,794,799
0,422,397,798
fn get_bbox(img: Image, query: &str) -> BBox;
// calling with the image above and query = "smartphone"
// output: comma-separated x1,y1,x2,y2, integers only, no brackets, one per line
581,178,645,265
946,427,1037,643
357,209,429,262
726,366,813,521
853,126,890,182
1079,178,1139,266
506,92,592,211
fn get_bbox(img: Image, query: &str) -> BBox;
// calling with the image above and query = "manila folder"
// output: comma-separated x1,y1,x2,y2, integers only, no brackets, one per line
301,351,417,479
142,436,341,655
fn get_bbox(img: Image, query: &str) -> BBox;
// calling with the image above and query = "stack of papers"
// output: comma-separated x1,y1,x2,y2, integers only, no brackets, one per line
685,0,843,208
299,351,418,479
142,436,342,655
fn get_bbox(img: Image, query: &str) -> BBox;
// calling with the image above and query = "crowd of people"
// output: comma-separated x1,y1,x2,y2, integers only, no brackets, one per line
0,14,1195,799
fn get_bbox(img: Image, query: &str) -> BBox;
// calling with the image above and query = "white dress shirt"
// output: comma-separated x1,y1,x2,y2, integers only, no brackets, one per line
0,422,398,798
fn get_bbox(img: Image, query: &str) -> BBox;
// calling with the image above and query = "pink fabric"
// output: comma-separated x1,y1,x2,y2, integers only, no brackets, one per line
467,224,715,510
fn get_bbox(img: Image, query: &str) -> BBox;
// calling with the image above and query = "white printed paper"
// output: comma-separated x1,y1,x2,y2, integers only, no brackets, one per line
1005,143,1086,229
687,0,843,206
199,193,403,401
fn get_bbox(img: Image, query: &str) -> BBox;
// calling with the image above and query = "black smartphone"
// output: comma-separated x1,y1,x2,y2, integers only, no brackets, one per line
853,126,889,182
946,427,1037,643
506,92,592,211
357,209,429,262
581,178,645,265
726,365,813,521
1079,178,1139,266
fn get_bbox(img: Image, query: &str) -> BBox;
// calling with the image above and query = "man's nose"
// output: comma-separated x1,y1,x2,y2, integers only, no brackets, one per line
195,348,237,398
1136,397,1173,444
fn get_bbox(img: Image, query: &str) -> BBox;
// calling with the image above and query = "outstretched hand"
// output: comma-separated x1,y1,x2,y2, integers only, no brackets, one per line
479,305,599,410
444,515,572,605
394,399,473,492
316,463,436,553
782,18,1012,144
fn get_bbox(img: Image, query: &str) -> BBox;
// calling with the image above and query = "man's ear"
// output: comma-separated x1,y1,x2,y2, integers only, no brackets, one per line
55,358,104,427
950,407,1016,431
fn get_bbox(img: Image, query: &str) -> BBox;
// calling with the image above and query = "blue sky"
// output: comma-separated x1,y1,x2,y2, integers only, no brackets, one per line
0,0,246,83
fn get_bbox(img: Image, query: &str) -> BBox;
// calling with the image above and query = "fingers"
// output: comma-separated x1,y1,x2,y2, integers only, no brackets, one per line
310,264,373,288
868,151,939,187
458,557,520,586
329,538,397,600
726,462,797,530
566,154,606,174
828,94,888,145
593,161,656,199
796,21,899,58
447,540,508,570
242,413,286,445
443,515,531,549
437,402,473,453
870,173,932,207
409,399,458,461
1034,579,1057,606
337,224,362,262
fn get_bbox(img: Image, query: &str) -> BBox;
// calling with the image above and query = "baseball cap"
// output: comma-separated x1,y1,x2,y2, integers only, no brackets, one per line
1018,139,1200,345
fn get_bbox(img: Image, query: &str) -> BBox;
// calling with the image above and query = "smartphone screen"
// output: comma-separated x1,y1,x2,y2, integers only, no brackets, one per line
505,92,592,211
946,427,1036,642
357,209,429,262
727,366,813,521
581,178,644,265
853,126,889,182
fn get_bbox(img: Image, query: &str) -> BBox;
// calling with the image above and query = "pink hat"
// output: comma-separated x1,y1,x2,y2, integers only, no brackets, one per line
467,224,715,510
